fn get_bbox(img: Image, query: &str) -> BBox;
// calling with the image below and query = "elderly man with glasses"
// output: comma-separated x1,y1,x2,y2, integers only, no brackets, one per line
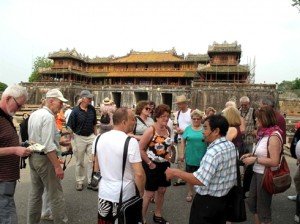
0,84,32,223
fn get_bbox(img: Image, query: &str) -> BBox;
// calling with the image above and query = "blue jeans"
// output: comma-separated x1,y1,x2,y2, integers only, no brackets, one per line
0,181,17,224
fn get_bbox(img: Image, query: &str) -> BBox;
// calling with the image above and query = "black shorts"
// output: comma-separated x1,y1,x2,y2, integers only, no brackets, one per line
186,164,199,173
142,161,171,191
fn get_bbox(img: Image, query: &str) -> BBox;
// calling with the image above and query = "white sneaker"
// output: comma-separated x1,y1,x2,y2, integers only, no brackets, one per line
295,215,299,223
288,195,297,201
41,213,53,221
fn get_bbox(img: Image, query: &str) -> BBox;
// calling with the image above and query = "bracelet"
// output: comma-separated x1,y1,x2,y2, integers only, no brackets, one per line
147,161,152,166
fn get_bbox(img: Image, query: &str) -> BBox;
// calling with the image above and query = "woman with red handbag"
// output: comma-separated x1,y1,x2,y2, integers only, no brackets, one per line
241,106,283,224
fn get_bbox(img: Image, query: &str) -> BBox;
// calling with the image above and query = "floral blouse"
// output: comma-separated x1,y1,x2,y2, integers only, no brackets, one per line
147,126,172,163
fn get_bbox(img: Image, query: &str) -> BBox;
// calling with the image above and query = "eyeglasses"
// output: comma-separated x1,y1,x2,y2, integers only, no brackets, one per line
145,107,151,111
192,118,201,121
12,97,22,109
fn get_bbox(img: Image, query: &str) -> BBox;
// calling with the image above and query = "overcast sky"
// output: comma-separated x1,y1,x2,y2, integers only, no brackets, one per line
0,0,299,86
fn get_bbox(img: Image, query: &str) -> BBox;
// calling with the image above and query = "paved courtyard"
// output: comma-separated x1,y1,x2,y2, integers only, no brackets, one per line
15,154,298,224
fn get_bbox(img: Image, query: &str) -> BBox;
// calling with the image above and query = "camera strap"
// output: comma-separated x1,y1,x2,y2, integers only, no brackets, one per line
63,154,72,171
91,134,102,180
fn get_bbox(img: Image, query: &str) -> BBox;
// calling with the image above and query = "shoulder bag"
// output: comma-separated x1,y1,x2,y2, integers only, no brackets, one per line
116,136,143,224
226,148,247,222
262,133,291,194
90,134,102,188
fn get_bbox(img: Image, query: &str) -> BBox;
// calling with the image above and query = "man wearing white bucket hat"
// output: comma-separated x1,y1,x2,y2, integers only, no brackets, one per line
27,88,69,223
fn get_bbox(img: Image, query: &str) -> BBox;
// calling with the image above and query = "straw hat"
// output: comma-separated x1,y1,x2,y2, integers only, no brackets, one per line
102,97,113,105
174,95,190,104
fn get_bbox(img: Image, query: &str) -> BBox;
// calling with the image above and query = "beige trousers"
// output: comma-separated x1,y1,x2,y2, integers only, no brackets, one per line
27,154,67,224
72,133,96,184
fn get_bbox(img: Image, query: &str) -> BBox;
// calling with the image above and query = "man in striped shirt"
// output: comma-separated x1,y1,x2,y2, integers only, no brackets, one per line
0,84,31,223
166,114,237,224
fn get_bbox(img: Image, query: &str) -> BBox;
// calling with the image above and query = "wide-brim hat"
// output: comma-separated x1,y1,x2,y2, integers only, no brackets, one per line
174,95,190,104
102,97,113,105
46,89,68,102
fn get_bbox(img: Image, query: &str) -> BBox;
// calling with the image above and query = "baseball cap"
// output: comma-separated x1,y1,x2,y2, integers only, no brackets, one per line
80,90,93,98
46,89,68,102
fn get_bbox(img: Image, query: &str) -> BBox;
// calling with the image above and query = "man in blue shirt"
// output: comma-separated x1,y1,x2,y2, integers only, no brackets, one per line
166,115,237,224
67,90,98,191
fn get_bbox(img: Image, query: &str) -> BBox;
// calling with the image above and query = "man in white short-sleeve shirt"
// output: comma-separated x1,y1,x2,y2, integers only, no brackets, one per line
93,107,145,223
174,95,192,186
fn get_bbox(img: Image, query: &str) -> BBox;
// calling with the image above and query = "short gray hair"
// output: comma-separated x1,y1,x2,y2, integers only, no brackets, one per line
191,109,205,118
225,100,237,108
2,84,28,100
240,96,250,103
261,97,275,108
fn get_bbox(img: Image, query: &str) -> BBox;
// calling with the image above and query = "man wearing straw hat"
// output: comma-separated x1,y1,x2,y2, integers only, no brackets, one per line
173,95,192,186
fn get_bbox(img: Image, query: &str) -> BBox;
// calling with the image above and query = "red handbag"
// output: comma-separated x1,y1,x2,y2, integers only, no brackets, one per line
262,133,292,194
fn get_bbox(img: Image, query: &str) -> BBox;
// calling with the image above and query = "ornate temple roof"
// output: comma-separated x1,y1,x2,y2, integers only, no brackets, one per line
185,54,209,62
112,49,184,62
48,48,209,64
208,41,242,56
197,64,249,73
49,48,87,61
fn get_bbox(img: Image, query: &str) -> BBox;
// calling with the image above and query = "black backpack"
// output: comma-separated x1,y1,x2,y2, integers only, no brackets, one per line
291,128,300,159
100,113,110,125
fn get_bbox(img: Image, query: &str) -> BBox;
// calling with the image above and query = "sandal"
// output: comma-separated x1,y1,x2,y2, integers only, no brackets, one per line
153,214,169,224
186,194,193,202
150,196,155,203
173,181,186,186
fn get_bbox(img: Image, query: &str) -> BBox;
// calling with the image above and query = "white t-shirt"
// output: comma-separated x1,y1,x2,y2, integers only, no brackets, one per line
296,140,300,159
64,108,72,124
177,108,192,138
92,130,142,202
135,116,154,135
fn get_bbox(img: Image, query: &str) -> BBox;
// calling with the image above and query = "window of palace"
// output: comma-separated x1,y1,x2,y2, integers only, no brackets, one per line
174,64,180,70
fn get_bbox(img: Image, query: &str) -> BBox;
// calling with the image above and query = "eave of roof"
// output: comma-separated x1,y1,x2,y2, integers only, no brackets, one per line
197,65,249,73
40,69,196,78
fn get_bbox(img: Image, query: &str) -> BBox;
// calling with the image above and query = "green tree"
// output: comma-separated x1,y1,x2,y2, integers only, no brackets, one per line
291,78,300,89
292,0,300,11
0,82,8,91
277,80,293,91
28,56,53,82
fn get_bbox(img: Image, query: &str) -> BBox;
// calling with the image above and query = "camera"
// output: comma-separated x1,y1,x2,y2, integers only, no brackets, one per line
90,171,101,188
21,141,30,148
61,150,73,157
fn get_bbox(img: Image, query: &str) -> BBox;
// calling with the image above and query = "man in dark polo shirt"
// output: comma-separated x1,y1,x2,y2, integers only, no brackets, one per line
0,84,31,223
67,90,98,191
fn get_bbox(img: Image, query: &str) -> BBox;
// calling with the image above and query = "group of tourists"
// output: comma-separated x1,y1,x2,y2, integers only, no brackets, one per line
0,83,295,224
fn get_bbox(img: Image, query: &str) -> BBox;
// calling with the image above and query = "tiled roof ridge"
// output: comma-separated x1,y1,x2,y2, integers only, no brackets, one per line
208,41,241,52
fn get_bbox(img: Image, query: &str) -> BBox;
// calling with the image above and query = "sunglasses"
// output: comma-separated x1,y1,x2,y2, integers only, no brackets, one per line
192,118,201,121
12,97,22,109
